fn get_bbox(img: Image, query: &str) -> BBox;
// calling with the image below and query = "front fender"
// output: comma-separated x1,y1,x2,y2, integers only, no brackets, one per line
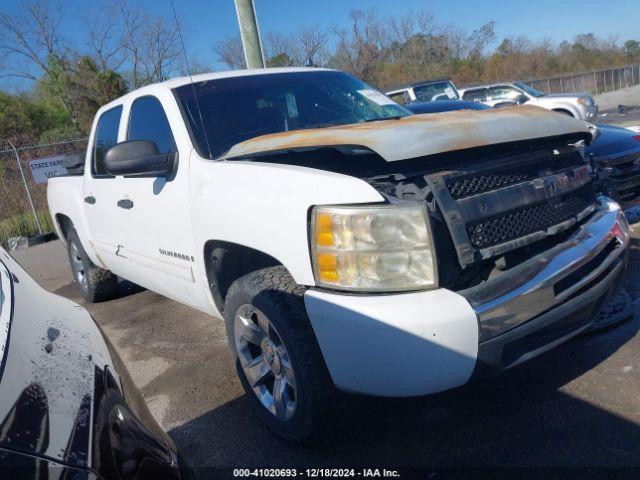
189,155,384,289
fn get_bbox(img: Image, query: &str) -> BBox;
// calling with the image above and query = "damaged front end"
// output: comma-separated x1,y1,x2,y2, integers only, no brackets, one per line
361,134,599,291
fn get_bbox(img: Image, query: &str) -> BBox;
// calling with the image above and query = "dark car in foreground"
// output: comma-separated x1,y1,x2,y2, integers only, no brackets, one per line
587,125,640,209
0,248,182,479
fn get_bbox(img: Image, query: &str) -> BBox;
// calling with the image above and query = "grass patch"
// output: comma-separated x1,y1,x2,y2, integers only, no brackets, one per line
0,211,54,249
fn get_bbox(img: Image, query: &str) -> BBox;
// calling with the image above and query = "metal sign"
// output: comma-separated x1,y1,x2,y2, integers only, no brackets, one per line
28,155,68,184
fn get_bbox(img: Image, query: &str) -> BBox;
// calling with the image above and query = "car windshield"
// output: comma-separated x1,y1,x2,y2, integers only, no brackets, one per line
173,70,410,158
514,82,544,98
412,81,460,102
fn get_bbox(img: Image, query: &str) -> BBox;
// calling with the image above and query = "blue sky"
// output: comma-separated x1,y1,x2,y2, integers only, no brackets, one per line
136,0,640,53
1,0,638,90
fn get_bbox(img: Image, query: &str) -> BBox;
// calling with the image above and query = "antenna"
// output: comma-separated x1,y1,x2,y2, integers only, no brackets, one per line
169,0,212,158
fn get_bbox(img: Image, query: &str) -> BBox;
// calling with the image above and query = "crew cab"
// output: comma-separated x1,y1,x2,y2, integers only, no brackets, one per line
48,68,630,441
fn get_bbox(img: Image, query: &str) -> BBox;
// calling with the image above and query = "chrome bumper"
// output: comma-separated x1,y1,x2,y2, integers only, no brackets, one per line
461,197,630,343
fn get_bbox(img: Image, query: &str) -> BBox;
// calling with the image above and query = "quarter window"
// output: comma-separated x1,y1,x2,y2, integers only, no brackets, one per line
127,96,177,154
93,106,123,176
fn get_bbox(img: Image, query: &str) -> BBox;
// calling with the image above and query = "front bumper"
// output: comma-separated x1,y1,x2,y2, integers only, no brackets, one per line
304,197,630,397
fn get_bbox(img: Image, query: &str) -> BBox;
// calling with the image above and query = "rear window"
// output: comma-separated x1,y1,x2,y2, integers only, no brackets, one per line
93,106,123,176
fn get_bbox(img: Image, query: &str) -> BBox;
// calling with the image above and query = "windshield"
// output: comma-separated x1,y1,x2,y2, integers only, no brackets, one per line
514,82,544,98
173,70,410,158
413,81,459,102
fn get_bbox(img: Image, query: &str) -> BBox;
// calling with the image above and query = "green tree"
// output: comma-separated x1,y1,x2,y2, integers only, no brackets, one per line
624,40,640,59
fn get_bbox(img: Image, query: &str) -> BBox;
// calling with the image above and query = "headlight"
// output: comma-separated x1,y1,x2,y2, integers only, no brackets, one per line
310,203,437,292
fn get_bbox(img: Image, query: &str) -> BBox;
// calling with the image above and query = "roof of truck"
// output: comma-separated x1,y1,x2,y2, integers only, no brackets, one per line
96,67,334,115
161,67,333,89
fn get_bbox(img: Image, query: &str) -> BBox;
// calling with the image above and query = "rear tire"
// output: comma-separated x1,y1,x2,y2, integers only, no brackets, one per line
66,229,118,302
224,266,340,442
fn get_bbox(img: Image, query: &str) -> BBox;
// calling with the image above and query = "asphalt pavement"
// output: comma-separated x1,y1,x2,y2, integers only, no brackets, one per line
11,217,640,478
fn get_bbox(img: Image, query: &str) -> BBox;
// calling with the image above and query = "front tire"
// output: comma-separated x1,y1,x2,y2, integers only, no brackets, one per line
66,229,118,302
224,266,340,442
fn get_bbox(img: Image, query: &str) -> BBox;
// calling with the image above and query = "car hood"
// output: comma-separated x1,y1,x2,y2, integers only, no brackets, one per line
225,105,592,162
586,125,640,159
539,92,591,100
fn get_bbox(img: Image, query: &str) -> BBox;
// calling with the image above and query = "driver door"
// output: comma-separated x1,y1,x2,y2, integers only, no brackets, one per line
117,94,205,309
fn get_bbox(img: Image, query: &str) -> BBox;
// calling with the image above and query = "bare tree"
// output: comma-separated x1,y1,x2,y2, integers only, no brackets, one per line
83,4,125,73
116,3,183,88
332,9,390,83
296,27,328,66
215,36,246,70
264,31,295,66
0,0,64,80
140,17,183,83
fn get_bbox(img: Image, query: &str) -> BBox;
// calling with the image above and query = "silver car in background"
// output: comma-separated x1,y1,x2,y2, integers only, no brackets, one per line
459,81,598,121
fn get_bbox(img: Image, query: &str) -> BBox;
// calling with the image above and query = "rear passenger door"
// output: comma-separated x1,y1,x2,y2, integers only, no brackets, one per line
82,105,130,277
119,94,205,309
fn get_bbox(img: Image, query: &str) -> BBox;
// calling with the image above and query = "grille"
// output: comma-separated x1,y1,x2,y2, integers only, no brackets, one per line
447,157,584,199
467,188,594,249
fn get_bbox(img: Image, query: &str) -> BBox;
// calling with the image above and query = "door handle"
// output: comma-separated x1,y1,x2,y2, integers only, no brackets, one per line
84,196,96,205
117,199,134,209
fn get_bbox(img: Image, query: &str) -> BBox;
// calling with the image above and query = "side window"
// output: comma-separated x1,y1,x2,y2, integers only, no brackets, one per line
462,89,488,103
93,106,123,176
488,86,521,102
127,96,177,154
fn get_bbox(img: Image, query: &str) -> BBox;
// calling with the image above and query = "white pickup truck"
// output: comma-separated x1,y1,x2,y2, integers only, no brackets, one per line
48,68,630,441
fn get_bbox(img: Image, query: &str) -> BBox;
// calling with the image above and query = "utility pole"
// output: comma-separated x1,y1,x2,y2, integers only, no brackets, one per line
234,0,265,69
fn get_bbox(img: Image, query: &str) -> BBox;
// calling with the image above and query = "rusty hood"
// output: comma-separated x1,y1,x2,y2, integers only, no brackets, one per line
224,105,592,162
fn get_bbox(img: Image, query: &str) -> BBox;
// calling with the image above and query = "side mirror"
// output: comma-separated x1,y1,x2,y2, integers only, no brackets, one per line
516,94,528,105
104,140,176,177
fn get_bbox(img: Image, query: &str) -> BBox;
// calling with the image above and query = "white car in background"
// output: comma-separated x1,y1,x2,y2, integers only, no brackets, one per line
460,81,598,121
385,78,461,104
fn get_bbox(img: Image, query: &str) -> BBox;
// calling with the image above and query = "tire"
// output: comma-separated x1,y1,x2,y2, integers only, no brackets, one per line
224,266,340,442
66,229,118,302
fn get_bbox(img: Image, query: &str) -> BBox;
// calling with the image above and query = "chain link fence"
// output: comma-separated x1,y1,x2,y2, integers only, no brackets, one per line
0,138,88,248
524,64,640,96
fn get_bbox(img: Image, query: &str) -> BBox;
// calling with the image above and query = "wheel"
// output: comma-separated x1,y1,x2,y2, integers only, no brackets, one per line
224,266,340,442
66,229,118,302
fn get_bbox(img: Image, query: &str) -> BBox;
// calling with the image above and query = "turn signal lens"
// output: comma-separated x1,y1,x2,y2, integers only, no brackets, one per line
315,213,334,246
311,204,437,292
